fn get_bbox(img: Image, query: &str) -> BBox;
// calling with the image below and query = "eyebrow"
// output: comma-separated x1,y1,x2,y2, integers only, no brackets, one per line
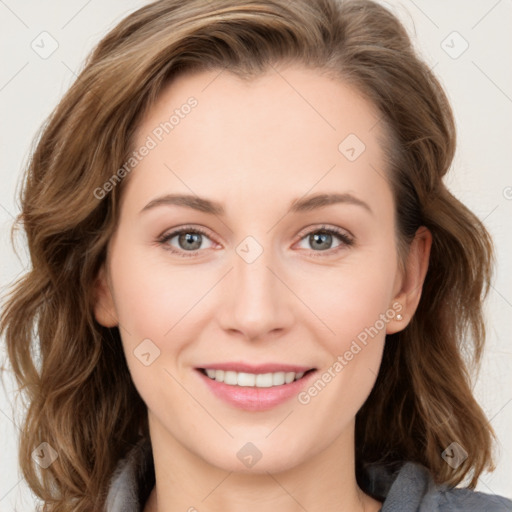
139,192,373,216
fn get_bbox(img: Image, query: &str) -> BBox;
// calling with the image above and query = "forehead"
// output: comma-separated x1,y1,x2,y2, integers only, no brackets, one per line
138,64,384,144
125,64,391,214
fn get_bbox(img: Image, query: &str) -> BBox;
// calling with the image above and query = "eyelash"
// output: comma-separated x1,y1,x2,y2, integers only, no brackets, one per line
156,224,354,258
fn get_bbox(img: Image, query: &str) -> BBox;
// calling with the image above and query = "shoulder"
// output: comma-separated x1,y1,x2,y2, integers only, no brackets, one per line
365,461,512,511
388,462,512,511
437,485,512,511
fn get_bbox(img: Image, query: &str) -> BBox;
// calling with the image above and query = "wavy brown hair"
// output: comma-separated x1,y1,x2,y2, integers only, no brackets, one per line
0,0,497,510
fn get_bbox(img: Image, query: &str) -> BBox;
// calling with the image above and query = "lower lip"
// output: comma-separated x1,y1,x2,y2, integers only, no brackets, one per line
195,369,317,411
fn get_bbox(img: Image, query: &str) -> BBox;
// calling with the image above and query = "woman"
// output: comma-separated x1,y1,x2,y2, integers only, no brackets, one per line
1,0,511,511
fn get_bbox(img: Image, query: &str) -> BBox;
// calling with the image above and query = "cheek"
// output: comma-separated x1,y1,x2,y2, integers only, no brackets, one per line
295,287,390,424
107,238,225,401
294,246,397,407
301,249,397,348
107,244,201,414
317,276,390,390
325,271,395,347
108,237,214,343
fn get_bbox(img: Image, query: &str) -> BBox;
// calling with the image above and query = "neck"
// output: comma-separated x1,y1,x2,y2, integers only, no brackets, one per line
143,414,382,512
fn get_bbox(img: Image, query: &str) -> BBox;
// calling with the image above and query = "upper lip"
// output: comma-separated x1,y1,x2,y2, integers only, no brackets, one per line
196,362,316,374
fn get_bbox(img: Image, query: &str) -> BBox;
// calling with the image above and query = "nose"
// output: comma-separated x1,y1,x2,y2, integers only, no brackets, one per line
217,241,295,341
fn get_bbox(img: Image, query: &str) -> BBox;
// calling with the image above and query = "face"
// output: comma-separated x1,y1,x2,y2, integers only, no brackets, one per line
94,64,429,474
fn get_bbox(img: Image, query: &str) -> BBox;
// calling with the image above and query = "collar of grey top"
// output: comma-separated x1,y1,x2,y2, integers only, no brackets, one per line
104,436,512,512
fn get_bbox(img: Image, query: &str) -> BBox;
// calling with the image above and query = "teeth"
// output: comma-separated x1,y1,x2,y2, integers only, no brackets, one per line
203,369,307,387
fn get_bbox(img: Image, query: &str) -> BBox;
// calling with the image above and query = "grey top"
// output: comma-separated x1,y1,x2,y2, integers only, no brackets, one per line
104,436,512,511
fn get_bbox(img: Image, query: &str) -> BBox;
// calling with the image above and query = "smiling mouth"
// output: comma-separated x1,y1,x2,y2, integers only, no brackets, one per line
197,367,316,388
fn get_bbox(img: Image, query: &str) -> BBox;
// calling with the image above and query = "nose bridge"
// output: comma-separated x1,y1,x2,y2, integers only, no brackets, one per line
221,233,293,339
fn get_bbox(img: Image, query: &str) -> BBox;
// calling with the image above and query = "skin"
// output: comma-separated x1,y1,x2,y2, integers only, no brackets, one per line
94,63,431,512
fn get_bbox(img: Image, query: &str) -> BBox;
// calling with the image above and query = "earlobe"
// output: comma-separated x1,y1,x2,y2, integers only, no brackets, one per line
92,264,119,328
387,226,432,334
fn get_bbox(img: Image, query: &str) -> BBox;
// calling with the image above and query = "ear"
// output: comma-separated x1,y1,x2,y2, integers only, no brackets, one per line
92,264,119,328
387,226,432,334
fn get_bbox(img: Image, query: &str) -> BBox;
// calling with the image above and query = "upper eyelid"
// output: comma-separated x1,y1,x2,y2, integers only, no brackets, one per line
295,224,354,240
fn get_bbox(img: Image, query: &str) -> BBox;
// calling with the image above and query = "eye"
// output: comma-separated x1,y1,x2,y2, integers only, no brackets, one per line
157,224,354,258
295,225,354,256
157,226,216,257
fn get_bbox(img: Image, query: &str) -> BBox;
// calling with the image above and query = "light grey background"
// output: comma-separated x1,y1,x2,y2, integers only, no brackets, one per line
1,0,511,509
